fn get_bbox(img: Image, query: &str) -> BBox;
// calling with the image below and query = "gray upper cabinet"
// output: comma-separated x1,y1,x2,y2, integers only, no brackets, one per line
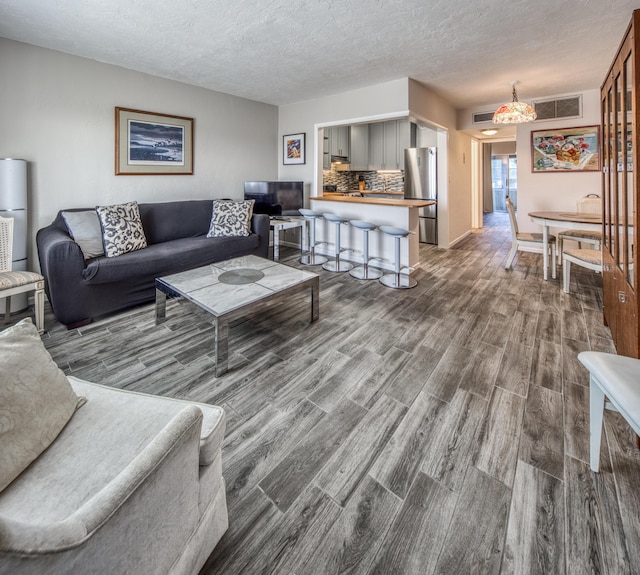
383,121,398,169
322,130,330,169
350,125,369,171
369,119,411,170
368,123,385,170
397,120,410,170
329,126,350,159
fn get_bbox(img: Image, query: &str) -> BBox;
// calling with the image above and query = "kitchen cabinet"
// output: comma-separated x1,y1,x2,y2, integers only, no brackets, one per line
601,9,640,357
350,125,369,171
322,131,330,169
368,120,411,170
329,126,350,159
369,123,385,169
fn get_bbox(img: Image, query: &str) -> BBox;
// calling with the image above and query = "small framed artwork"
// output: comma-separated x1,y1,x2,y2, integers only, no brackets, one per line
531,125,601,172
115,107,194,175
283,133,305,165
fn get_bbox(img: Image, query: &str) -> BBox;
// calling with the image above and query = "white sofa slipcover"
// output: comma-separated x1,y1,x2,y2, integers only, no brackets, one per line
0,377,228,575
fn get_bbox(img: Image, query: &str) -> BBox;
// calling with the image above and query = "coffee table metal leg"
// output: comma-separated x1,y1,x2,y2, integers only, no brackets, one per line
273,228,280,261
155,289,167,324
215,319,229,377
311,278,319,322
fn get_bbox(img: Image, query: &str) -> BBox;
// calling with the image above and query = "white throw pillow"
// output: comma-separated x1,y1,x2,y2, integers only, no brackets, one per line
207,200,255,237
0,318,85,493
61,210,105,259
96,201,148,258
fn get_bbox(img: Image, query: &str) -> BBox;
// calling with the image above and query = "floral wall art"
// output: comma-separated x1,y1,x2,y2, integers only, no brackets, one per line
531,125,600,172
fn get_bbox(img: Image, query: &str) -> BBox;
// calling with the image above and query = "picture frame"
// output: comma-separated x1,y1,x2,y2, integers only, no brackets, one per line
283,133,305,165
531,125,600,173
115,107,194,175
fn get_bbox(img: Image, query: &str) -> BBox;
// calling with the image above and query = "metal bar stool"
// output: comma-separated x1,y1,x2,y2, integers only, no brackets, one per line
298,209,328,266
379,226,417,289
322,214,353,272
349,220,382,280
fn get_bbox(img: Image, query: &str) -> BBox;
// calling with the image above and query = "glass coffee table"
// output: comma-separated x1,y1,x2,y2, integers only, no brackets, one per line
155,255,319,377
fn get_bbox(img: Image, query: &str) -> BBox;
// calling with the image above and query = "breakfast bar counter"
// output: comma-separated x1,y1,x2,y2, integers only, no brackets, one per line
310,195,435,269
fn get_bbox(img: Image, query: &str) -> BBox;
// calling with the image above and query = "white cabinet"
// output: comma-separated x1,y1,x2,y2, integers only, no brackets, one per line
350,125,369,171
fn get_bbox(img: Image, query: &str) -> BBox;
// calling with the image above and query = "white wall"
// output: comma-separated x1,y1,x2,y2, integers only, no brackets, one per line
515,89,601,233
409,80,473,246
277,78,409,201
278,78,474,248
459,89,601,235
0,38,278,268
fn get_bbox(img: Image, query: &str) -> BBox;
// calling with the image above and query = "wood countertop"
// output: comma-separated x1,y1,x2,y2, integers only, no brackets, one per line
312,195,435,208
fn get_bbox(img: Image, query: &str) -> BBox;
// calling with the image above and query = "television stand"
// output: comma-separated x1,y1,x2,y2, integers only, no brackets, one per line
269,216,306,261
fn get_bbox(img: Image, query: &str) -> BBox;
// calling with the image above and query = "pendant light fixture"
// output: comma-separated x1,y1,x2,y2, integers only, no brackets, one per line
493,81,537,124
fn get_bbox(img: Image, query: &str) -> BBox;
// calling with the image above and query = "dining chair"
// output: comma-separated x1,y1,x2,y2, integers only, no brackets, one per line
0,216,45,333
505,197,556,278
562,248,602,294
578,351,640,472
557,194,603,265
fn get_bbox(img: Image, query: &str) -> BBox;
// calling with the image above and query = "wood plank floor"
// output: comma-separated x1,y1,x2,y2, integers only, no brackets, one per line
29,211,640,574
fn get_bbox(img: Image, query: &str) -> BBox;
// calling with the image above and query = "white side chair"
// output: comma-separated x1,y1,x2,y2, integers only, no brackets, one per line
562,248,602,294
557,194,603,265
505,197,557,279
578,351,640,472
0,215,45,333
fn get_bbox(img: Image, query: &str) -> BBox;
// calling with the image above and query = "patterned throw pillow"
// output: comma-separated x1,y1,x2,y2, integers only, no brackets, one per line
96,201,148,258
207,200,255,238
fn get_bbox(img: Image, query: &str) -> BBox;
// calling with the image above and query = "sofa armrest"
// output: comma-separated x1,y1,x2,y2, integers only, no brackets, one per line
251,214,270,258
0,405,203,555
36,224,88,320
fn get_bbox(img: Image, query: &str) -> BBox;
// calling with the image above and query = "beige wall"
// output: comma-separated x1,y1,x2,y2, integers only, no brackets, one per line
0,38,278,268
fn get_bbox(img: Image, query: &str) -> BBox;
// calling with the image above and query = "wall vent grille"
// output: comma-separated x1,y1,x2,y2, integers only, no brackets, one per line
533,96,582,120
472,111,495,124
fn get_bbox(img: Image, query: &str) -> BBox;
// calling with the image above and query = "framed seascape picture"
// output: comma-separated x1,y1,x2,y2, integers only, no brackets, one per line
115,107,194,175
531,125,600,172
283,133,305,165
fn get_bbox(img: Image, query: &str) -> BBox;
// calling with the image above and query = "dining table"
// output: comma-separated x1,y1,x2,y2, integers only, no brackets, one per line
528,211,602,280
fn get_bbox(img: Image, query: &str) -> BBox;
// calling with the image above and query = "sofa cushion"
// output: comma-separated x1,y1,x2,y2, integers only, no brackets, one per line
207,200,254,237
82,234,260,284
0,319,85,493
96,201,148,257
138,200,213,245
61,210,105,259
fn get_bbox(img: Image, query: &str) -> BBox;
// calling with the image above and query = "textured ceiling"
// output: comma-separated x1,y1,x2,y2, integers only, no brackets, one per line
1,0,639,109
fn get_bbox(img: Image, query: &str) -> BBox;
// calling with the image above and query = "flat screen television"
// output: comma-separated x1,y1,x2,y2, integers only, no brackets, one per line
244,181,304,216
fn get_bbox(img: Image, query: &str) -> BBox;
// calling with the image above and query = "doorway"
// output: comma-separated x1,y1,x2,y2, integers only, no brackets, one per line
491,154,517,211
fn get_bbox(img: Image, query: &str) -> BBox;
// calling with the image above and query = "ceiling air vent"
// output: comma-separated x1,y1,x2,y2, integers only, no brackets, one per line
533,95,582,121
472,111,495,124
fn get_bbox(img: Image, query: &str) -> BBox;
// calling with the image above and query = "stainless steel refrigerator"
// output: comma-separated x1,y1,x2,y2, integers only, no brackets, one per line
404,147,437,244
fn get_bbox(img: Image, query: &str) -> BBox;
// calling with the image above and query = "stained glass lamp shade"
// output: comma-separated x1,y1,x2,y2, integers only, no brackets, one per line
493,85,537,124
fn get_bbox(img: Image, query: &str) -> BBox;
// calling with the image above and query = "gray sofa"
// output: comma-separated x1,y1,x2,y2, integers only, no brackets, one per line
0,376,228,575
36,200,270,327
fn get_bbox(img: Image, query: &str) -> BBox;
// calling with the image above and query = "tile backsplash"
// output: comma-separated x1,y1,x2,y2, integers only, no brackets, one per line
323,169,404,191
